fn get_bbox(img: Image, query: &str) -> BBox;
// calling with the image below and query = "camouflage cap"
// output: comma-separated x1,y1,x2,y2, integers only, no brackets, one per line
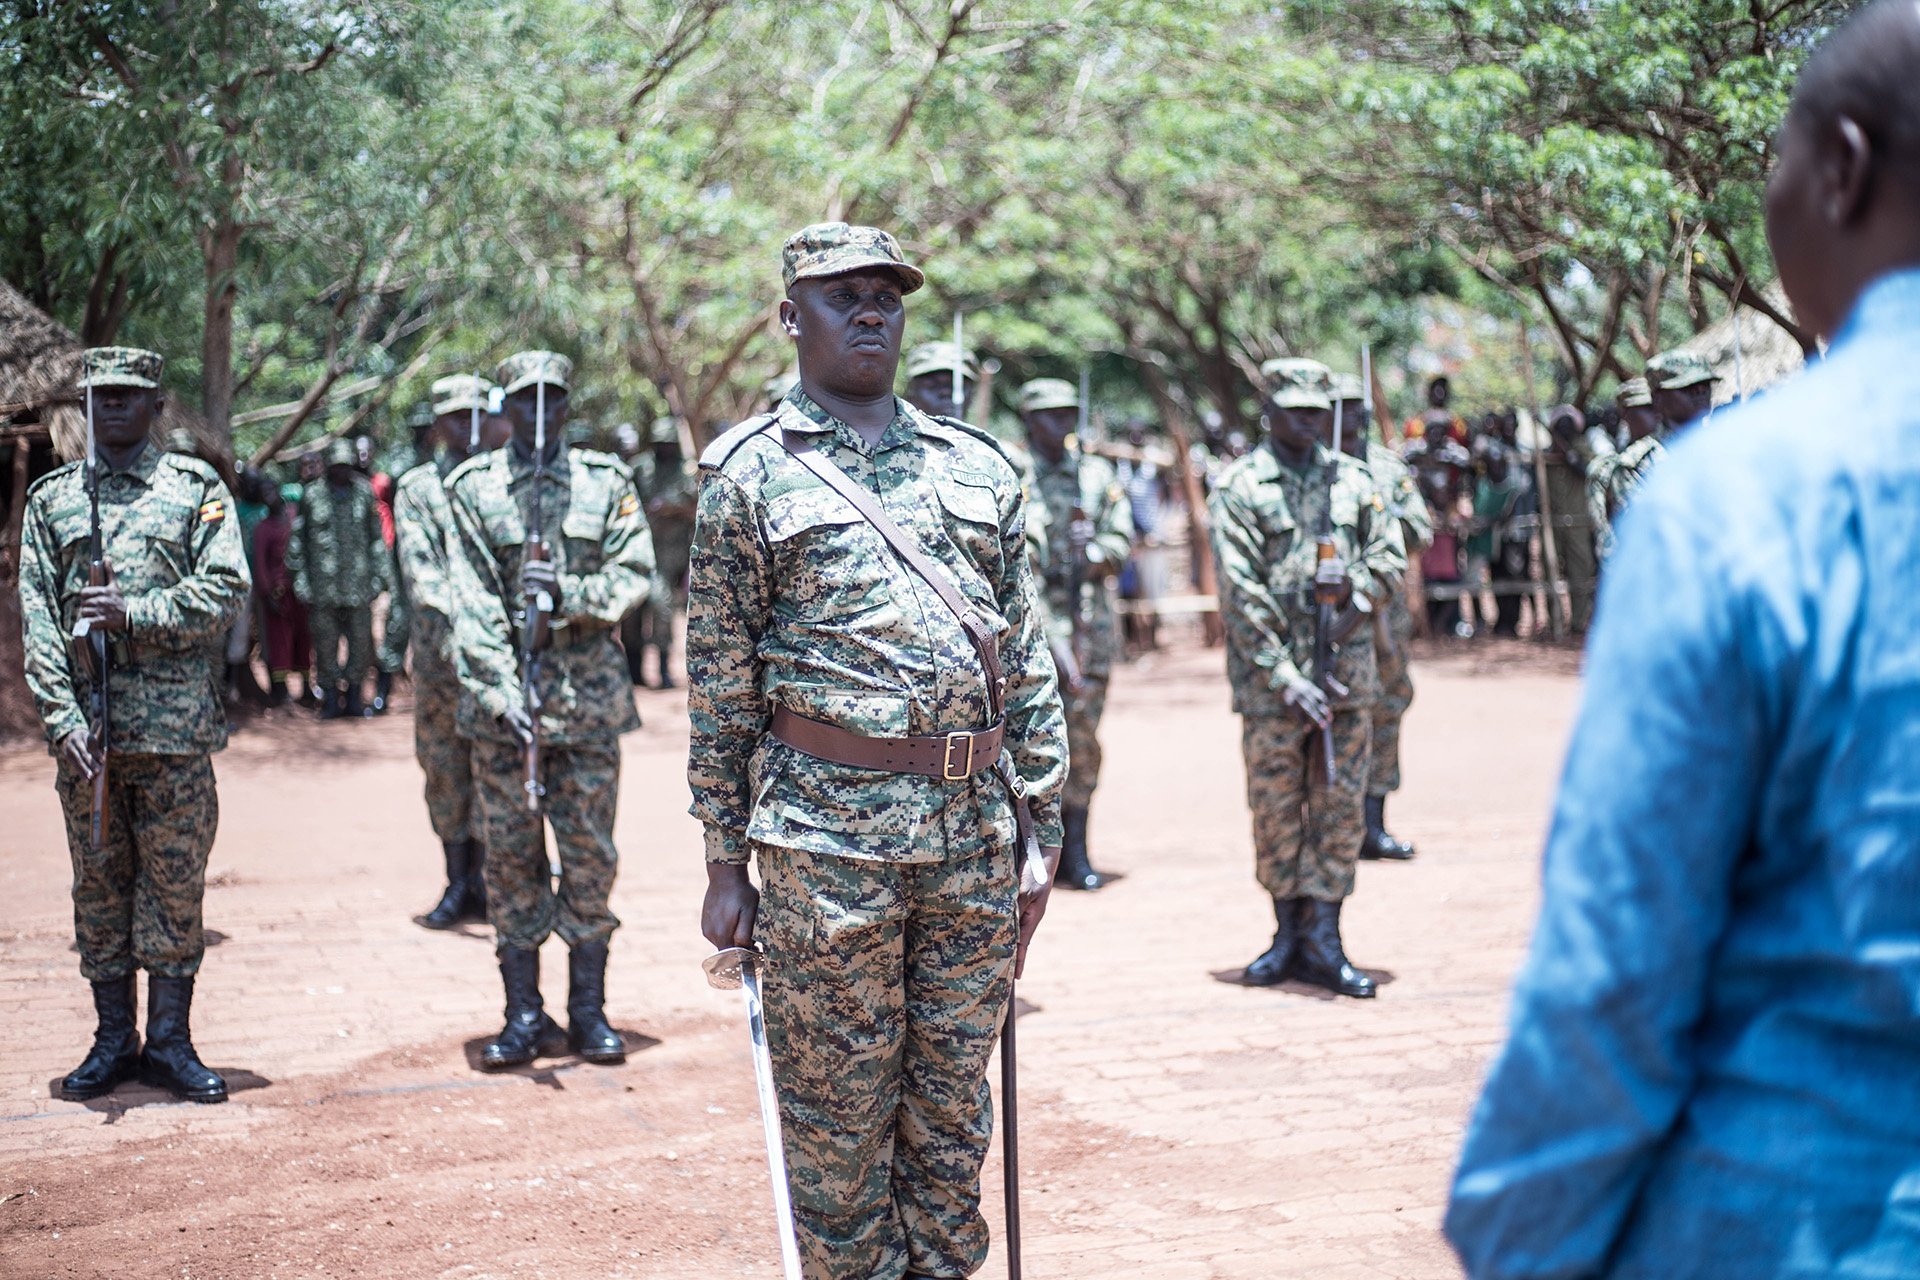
904,341,979,382
781,222,925,295
325,438,358,467
1260,357,1333,410
495,350,572,397
432,373,495,417
78,346,164,390
1327,372,1366,403
1615,376,1653,408
1018,378,1080,415
1646,349,1717,391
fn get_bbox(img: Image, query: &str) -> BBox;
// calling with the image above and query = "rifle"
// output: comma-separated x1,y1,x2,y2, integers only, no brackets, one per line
1309,395,1345,781
71,372,111,847
469,370,483,454
521,379,553,813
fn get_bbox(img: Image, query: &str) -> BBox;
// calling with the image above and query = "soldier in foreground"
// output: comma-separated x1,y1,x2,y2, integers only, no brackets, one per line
1212,359,1406,998
690,223,1067,1280
19,347,251,1103
1331,373,1428,862
396,374,507,929
1020,376,1131,891
290,437,388,718
446,351,654,1070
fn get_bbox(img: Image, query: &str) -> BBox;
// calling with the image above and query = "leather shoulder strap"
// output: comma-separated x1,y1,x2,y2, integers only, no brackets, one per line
776,428,1006,721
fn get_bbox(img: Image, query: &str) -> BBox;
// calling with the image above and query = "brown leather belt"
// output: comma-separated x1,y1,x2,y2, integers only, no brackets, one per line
769,705,1004,781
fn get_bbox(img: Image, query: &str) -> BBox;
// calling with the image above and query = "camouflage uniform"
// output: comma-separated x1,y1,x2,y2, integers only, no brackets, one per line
290,445,389,696
630,418,696,682
1363,440,1431,799
18,358,250,983
394,457,476,844
446,416,654,952
1211,403,1406,906
689,229,1067,1280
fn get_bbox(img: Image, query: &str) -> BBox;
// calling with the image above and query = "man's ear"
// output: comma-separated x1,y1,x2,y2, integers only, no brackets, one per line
778,298,799,337
1829,113,1876,227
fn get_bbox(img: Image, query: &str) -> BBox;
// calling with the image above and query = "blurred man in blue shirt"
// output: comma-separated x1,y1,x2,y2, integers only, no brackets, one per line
1446,4,1920,1276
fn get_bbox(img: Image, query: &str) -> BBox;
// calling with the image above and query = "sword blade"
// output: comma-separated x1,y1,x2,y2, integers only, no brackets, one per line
1001,989,1022,1280
742,965,804,1280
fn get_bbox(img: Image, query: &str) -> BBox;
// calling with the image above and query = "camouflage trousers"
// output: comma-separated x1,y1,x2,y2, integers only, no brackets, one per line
310,603,374,690
754,842,1017,1280
1063,674,1109,810
1369,594,1417,797
377,588,410,676
55,753,218,981
411,619,474,844
1240,709,1371,903
472,736,620,951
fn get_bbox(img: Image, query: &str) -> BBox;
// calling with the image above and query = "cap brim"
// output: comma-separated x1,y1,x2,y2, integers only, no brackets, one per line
79,373,159,390
434,396,488,416
1657,373,1717,390
794,257,926,295
500,374,570,396
1022,397,1080,414
1270,392,1331,410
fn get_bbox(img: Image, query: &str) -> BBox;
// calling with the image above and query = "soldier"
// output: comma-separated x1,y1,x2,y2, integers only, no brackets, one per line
446,350,655,1070
1211,358,1406,998
691,222,1067,1280
397,374,508,930
901,339,977,420
372,466,408,716
20,347,251,1103
1537,404,1599,635
1603,352,1721,546
1330,373,1428,861
290,437,389,718
1588,378,1656,562
633,415,696,688
1019,375,1132,891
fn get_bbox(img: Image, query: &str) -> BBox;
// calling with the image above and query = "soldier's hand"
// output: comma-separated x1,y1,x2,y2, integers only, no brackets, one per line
521,556,560,609
60,727,100,781
702,863,759,951
78,583,129,632
1014,846,1061,980
1282,678,1333,730
499,705,536,745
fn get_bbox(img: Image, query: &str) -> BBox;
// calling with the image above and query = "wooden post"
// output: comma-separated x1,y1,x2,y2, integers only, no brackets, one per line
1517,321,1568,641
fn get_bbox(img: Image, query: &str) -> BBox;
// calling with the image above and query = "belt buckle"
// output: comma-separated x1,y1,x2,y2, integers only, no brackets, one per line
943,731,974,780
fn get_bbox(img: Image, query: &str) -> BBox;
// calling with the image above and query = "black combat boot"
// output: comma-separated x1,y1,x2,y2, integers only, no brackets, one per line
372,670,393,714
139,975,228,1102
344,683,371,718
653,646,675,690
566,940,626,1065
267,678,289,707
318,687,344,720
1241,897,1300,987
60,974,141,1101
461,842,489,922
480,948,564,1071
420,840,473,930
1291,899,1376,999
1053,804,1109,891
1359,794,1416,861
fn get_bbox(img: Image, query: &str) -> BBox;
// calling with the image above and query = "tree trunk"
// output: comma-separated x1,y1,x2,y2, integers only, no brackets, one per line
200,218,241,453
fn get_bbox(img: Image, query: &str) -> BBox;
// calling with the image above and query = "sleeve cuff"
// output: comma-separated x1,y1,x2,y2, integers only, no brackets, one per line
123,595,160,639
704,825,749,864
46,710,85,748
1032,802,1064,851
477,682,516,722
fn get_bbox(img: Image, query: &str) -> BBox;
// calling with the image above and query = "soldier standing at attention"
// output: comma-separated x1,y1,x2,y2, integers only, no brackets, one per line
901,339,977,420
1330,373,1428,862
446,351,654,1070
1211,359,1406,998
633,416,696,689
397,374,507,930
290,437,388,718
690,223,1067,1280
20,347,251,1103
1019,375,1131,891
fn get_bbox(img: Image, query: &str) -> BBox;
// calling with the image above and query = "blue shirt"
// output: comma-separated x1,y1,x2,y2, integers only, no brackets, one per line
1445,269,1920,1280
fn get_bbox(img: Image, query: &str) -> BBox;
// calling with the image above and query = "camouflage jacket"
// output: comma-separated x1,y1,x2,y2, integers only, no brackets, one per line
1030,449,1133,678
686,390,1068,866
1210,442,1407,717
1367,442,1433,555
634,453,697,574
446,443,654,744
394,458,460,669
290,473,388,607
19,444,250,754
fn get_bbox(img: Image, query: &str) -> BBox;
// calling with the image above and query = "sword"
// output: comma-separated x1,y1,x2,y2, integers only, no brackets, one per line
1001,988,1023,1280
703,947,803,1280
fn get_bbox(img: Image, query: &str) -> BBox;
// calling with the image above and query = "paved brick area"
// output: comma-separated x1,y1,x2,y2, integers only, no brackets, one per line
0,640,1579,1278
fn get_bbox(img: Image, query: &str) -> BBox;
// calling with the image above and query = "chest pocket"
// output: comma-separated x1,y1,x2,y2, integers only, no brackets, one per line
128,499,197,586
561,507,606,575
935,471,1003,581
762,484,889,624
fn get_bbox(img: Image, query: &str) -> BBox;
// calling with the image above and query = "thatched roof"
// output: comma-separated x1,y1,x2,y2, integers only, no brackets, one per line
0,278,215,463
1679,282,1811,402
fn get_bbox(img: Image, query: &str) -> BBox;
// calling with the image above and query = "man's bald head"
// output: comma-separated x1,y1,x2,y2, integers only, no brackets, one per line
1767,0,1920,339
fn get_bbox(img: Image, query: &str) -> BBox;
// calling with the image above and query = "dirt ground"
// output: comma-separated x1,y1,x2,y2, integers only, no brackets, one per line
0,636,1582,1280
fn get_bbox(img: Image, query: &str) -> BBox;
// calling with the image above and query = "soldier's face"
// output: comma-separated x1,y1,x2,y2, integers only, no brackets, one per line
1024,406,1077,462
1267,404,1325,456
907,371,972,419
781,271,906,398
88,386,162,450
1655,383,1714,430
505,385,568,449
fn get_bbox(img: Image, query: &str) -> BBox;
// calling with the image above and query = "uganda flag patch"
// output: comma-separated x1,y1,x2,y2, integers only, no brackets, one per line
615,493,639,520
199,499,226,525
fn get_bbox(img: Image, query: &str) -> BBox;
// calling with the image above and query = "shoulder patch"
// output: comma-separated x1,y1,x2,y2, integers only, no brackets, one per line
615,491,640,521
699,414,777,471
199,497,227,525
